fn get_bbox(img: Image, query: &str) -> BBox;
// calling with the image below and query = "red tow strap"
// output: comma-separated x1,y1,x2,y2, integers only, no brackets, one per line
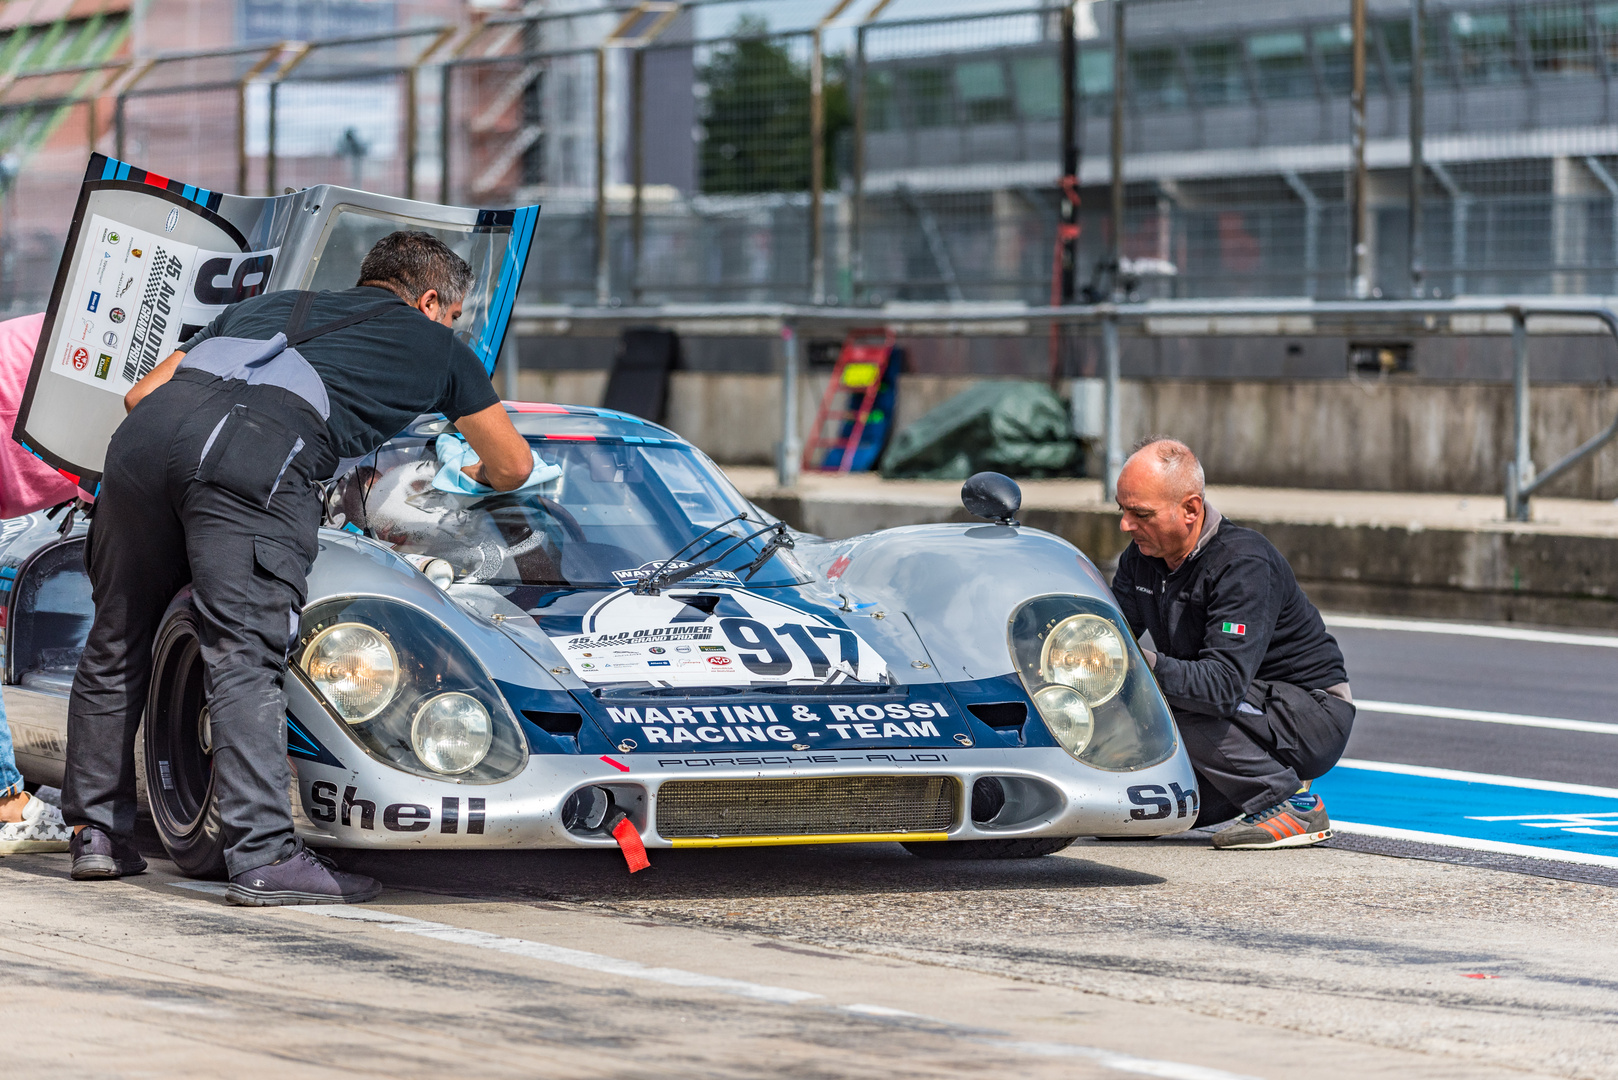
610,814,650,873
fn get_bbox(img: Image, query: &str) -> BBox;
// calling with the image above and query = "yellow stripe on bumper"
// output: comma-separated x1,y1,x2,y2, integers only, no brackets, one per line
668,832,951,849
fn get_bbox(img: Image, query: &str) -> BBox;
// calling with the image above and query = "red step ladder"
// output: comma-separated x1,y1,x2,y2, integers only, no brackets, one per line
801,328,895,474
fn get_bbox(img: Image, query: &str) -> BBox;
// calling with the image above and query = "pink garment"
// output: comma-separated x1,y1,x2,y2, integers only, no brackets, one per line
1,312,79,517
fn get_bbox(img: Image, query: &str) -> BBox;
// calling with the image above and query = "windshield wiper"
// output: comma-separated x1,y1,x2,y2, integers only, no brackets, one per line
635,520,778,595
632,513,750,595
740,521,795,582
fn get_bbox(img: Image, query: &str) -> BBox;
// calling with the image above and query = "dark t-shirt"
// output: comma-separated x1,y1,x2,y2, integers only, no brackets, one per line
179,286,499,459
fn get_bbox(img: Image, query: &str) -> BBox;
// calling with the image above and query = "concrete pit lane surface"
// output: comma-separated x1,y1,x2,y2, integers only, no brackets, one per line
6,614,1618,1079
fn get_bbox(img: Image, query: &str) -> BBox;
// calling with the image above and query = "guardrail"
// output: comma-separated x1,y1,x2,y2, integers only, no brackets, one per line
510,297,1618,521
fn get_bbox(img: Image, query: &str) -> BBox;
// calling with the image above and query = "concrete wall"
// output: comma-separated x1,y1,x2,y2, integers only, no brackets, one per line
515,368,1618,500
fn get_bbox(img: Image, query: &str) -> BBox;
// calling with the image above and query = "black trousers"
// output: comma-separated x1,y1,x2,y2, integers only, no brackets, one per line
62,372,325,877
1176,679,1356,826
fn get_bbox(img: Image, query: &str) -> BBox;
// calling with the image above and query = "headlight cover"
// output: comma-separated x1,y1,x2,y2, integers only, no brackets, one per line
412,692,493,775
297,598,527,783
303,622,400,723
1010,595,1176,771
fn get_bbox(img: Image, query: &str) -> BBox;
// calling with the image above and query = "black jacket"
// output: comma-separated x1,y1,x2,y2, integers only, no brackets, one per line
1111,509,1347,718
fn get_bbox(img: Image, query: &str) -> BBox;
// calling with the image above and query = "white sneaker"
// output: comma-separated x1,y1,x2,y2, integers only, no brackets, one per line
0,794,73,854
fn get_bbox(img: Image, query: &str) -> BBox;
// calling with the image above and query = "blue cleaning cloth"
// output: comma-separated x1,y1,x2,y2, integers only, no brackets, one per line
431,434,561,496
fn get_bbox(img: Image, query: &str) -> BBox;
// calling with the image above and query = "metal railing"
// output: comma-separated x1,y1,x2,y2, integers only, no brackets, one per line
512,295,1618,521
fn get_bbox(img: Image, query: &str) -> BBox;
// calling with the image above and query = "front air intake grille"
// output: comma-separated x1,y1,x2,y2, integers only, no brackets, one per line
655,776,960,839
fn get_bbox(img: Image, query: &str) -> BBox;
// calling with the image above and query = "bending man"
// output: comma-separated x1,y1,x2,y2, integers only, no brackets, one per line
1110,438,1354,849
63,231,533,903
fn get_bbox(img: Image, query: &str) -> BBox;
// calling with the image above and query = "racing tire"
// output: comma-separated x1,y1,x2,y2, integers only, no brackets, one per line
142,593,229,880
901,837,1079,860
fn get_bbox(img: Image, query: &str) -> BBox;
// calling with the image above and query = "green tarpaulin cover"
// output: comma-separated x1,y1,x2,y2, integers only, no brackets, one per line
879,380,1077,480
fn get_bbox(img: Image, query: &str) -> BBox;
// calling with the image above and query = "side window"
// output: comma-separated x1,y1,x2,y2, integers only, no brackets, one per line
8,540,93,690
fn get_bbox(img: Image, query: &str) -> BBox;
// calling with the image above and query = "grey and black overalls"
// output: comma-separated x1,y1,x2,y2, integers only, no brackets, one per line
63,293,395,877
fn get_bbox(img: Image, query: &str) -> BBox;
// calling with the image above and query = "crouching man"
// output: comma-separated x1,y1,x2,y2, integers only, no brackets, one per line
1110,438,1354,849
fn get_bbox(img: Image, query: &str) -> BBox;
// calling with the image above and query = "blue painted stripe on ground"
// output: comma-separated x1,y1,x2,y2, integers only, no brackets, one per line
1313,760,1618,860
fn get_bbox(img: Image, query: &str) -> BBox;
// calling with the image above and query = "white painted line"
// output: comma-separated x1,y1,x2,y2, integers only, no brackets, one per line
1337,757,1618,798
293,906,820,1004
1323,613,1618,649
1355,699,1618,736
1333,820,1618,870
987,1041,1263,1080
167,881,230,896
288,907,1263,1080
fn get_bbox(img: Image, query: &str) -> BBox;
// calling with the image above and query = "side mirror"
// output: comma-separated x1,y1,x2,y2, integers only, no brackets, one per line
961,471,1021,526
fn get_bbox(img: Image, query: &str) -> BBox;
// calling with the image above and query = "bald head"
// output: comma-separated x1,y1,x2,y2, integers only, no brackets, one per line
1123,437,1205,501
1115,437,1207,569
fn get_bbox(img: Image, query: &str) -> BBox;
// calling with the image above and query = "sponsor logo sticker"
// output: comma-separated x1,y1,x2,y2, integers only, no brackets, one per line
706,655,732,666
94,354,112,379
109,307,126,323
698,645,725,653
102,331,118,347
69,346,89,371
648,660,671,667
1222,622,1247,635
647,646,666,655
86,291,101,313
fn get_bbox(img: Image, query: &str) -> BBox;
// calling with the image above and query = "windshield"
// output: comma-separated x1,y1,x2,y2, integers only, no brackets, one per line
326,408,806,590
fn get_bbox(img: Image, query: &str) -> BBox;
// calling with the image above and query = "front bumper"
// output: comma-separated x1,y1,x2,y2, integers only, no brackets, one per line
290,740,1200,850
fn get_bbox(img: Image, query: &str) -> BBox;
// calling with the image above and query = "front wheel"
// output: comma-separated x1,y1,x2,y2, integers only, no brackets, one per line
902,837,1078,860
142,594,228,879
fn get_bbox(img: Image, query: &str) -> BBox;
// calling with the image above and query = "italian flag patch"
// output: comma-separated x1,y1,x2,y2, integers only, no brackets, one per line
1222,622,1247,635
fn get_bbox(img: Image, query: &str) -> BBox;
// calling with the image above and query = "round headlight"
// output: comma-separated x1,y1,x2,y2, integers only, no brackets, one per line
303,622,400,723
411,692,493,775
1040,613,1128,706
1033,684,1095,757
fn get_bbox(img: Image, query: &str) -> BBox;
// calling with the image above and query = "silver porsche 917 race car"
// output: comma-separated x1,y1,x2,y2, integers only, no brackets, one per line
1,403,1197,875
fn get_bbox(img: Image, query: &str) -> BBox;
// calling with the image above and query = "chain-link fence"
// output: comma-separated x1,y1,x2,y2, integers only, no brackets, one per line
5,0,1618,313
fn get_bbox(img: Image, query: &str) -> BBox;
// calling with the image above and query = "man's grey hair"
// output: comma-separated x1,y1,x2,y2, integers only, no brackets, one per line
357,230,475,306
1130,435,1205,498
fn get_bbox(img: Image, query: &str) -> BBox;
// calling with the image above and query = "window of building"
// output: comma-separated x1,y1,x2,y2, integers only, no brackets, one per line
866,69,898,132
1525,4,1595,76
901,66,953,127
1451,10,1519,84
1189,41,1246,105
1010,55,1061,121
955,59,1014,124
1249,32,1311,99
1314,23,1354,95
1128,45,1185,109
1079,46,1112,112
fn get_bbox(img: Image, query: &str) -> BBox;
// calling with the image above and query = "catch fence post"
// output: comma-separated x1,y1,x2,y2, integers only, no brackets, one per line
779,320,802,489
1103,311,1121,501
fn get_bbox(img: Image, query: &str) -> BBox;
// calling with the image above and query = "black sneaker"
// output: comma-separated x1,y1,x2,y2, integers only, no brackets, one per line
226,845,382,907
69,825,149,880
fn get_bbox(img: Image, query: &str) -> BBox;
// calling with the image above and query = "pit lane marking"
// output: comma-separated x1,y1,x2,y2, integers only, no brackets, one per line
1355,700,1618,736
285,906,1262,1080
1322,614,1618,649
1336,758,1618,798
1331,821,1618,869
289,906,819,1004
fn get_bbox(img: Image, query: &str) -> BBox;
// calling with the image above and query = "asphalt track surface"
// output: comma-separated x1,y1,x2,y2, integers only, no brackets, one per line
11,612,1618,1079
